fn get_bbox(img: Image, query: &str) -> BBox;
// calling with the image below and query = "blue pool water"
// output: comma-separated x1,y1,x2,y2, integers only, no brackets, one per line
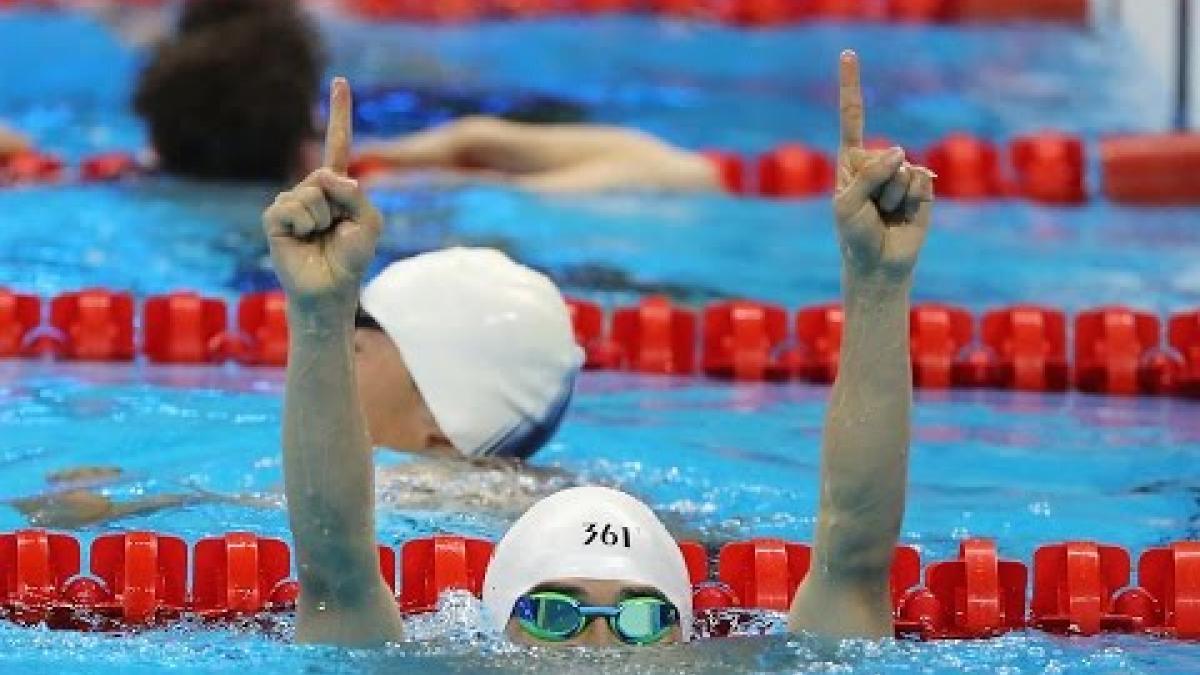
2,7,1200,674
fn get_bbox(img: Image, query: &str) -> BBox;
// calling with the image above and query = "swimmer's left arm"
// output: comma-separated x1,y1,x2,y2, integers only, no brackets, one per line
789,51,934,640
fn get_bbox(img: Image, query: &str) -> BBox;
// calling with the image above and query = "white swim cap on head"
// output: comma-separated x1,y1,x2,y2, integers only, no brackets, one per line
482,486,694,641
361,248,584,459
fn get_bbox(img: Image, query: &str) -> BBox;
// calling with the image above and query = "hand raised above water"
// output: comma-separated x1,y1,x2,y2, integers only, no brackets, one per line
262,78,382,311
833,51,934,285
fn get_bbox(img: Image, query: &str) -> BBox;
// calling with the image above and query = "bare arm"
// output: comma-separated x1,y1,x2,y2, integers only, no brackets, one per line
263,79,403,646
789,51,935,639
10,491,207,529
0,123,28,158
360,117,720,194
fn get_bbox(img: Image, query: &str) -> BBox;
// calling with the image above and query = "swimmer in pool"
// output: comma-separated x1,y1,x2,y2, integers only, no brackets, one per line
5,0,713,190
126,0,716,190
271,49,933,646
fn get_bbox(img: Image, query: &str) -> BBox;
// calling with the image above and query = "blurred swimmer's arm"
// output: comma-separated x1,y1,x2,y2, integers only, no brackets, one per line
264,78,403,647
360,116,721,194
9,492,207,529
0,123,29,158
75,0,172,48
789,51,934,640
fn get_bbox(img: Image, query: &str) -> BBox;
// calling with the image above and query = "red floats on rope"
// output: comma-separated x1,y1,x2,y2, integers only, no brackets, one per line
142,292,228,364
399,536,494,613
49,289,135,361
757,144,834,198
347,0,482,21
1137,542,1200,639
347,154,392,181
1031,541,1134,636
192,533,292,617
1102,134,1200,205
717,0,798,26
717,538,811,611
611,296,697,375
1169,310,1200,398
951,0,1087,23
795,303,843,384
900,539,1027,639
0,530,80,625
492,0,560,17
890,546,924,614
885,0,952,22
703,150,748,194
411,0,484,22
1010,132,1087,205
4,529,1200,641
89,532,188,625
810,0,879,20
910,303,972,389
235,292,289,366
678,540,709,586
1074,307,1176,396
924,134,1004,200
978,305,1070,392
0,150,64,186
344,0,404,19
647,0,712,17
566,297,622,369
0,289,39,358
702,300,792,381
568,0,639,13
79,152,143,183
712,539,923,614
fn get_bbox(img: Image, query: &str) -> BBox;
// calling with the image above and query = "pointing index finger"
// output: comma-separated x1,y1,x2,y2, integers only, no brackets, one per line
324,77,353,174
839,50,865,151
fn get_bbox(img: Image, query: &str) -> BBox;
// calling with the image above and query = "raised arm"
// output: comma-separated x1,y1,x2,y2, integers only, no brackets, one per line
789,51,934,639
262,78,403,646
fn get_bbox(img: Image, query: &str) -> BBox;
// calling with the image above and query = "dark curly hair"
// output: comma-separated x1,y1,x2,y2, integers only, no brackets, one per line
134,0,325,181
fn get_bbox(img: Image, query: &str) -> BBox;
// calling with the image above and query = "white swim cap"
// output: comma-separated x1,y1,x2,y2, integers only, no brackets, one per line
360,248,584,459
482,486,694,641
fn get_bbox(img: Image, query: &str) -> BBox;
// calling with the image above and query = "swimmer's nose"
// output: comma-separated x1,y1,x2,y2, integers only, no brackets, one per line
578,617,621,647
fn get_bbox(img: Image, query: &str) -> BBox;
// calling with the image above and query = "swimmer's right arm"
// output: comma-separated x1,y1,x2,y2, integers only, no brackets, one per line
360,117,720,194
0,123,28,158
262,78,404,647
789,51,934,639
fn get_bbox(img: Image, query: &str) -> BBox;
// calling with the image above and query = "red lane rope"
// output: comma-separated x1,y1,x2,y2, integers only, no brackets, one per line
339,0,1088,26
2,529,1197,640
9,133,1200,205
4,289,1200,400
0,0,1089,24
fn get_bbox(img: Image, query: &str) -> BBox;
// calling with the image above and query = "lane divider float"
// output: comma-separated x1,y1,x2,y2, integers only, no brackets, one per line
7,131,1200,205
1,529,1197,640
4,289,1200,399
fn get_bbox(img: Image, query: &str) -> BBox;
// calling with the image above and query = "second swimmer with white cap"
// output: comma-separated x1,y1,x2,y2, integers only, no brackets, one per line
265,50,934,647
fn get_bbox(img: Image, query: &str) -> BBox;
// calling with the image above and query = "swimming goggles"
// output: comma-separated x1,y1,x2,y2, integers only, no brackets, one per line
512,590,679,645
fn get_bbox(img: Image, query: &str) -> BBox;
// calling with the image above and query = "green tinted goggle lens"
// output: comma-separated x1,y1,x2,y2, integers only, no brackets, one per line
513,591,678,645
